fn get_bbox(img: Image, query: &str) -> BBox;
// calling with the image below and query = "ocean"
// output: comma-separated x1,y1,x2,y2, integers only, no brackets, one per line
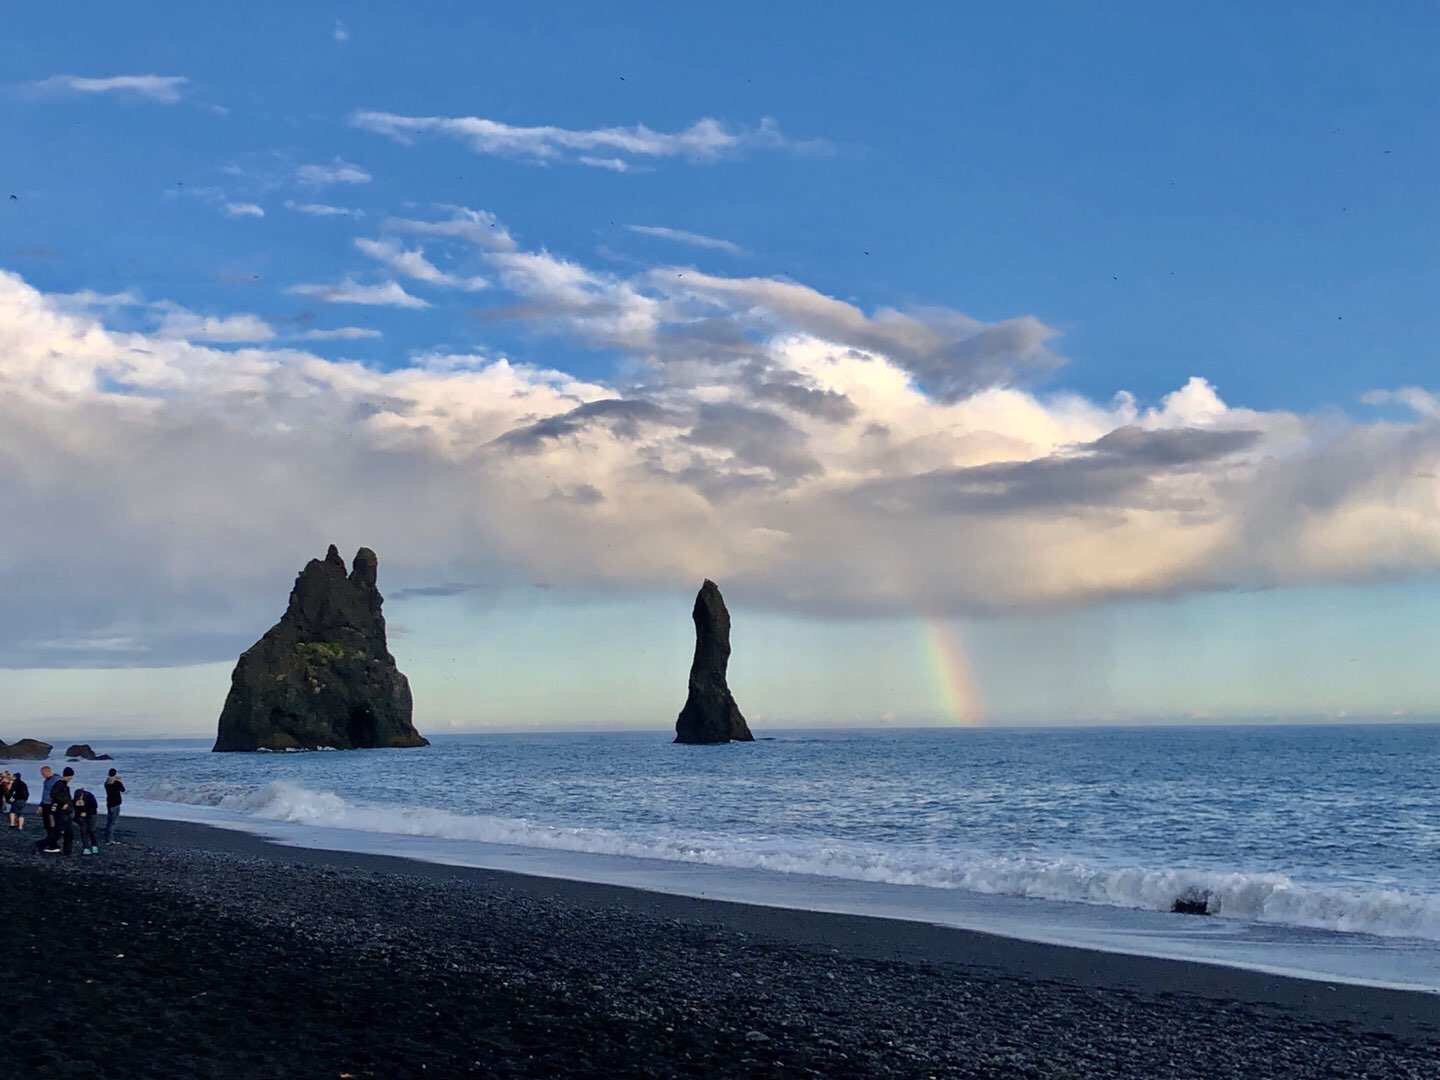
63,723,1440,991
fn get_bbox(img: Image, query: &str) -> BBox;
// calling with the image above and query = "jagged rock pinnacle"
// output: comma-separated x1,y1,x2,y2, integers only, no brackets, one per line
351,546,379,588
213,546,428,752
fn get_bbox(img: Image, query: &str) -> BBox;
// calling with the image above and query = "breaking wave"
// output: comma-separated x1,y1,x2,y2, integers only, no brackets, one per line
140,780,1440,942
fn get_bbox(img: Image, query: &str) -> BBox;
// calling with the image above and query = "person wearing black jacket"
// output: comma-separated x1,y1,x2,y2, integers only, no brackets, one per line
7,772,28,829
46,767,76,857
103,768,126,844
73,784,99,855
35,765,57,852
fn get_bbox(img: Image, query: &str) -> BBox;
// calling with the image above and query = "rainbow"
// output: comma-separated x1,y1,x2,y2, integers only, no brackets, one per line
922,617,984,726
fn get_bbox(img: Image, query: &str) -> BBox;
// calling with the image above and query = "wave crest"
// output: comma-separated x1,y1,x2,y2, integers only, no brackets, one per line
140,779,1440,941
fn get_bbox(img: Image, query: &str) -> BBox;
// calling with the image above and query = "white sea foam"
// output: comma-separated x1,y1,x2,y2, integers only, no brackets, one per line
141,779,1440,943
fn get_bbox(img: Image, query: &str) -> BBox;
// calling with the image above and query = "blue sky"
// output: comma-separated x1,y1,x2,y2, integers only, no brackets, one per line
3,2,1440,735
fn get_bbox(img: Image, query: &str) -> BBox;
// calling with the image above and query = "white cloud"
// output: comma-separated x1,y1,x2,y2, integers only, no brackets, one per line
296,158,372,186
579,156,630,173
355,237,448,283
286,277,430,308
150,301,275,343
1362,387,1440,419
51,289,143,313
351,111,818,169
27,74,189,104
168,184,268,221
285,200,364,218
645,269,1062,398
334,20,350,43
52,293,274,343
486,249,660,350
32,635,150,654
627,225,744,255
355,237,488,291
296,327,382,341
383,205,517,251
378,208,1052,395
5,265,1440,669
470,236,1057,396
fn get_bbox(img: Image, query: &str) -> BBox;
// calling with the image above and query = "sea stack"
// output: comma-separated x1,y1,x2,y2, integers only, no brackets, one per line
212,545,428,752
674,579,754,744
0,738,52,760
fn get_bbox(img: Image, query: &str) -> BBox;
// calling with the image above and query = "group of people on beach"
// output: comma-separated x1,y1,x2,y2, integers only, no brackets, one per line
0,766,124,856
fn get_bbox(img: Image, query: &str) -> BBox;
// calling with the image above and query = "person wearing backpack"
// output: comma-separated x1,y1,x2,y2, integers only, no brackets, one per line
73,782,100,855
103,768,126,844
7,771,28,829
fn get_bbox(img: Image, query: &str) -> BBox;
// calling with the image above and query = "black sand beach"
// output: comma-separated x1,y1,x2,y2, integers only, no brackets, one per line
4,817,1438,1079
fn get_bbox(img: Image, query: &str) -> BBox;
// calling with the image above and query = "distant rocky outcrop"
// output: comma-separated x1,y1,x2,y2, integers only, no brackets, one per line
64,744,111,761
0,738,52,760
212,545,429,753
674,580,754,745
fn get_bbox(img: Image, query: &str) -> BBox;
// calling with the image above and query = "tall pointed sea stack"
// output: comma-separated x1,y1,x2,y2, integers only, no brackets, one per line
674,579,754,744
213,545,428,752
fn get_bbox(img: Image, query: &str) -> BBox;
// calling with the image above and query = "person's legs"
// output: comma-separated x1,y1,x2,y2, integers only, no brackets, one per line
85,820,98,852
57,813,74,856
41,805,58,850
105,806,120,843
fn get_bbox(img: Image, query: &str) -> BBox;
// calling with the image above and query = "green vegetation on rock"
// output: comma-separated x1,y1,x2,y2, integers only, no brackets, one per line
294,641,353,664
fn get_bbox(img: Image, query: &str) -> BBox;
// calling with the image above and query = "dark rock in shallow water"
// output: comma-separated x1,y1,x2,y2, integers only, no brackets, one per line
213,545,428,753
1172,890,1214,916
64,744,101,760
0,738,52,760
674,580,753,745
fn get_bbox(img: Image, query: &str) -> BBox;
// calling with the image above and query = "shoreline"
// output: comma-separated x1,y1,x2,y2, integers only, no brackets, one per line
89,819,1440,1021
6,815,1439,1077
126,804,1440,995
125,817,1440,1031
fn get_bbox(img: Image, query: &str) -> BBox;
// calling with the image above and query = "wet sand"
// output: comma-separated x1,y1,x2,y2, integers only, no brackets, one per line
3,815,1437,1078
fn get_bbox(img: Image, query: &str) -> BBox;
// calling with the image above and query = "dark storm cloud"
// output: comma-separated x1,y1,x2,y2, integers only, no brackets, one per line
683,403,822,484
1087,426,1262,467
494,398,684,452
751,379,858,421
853,426,1263,516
